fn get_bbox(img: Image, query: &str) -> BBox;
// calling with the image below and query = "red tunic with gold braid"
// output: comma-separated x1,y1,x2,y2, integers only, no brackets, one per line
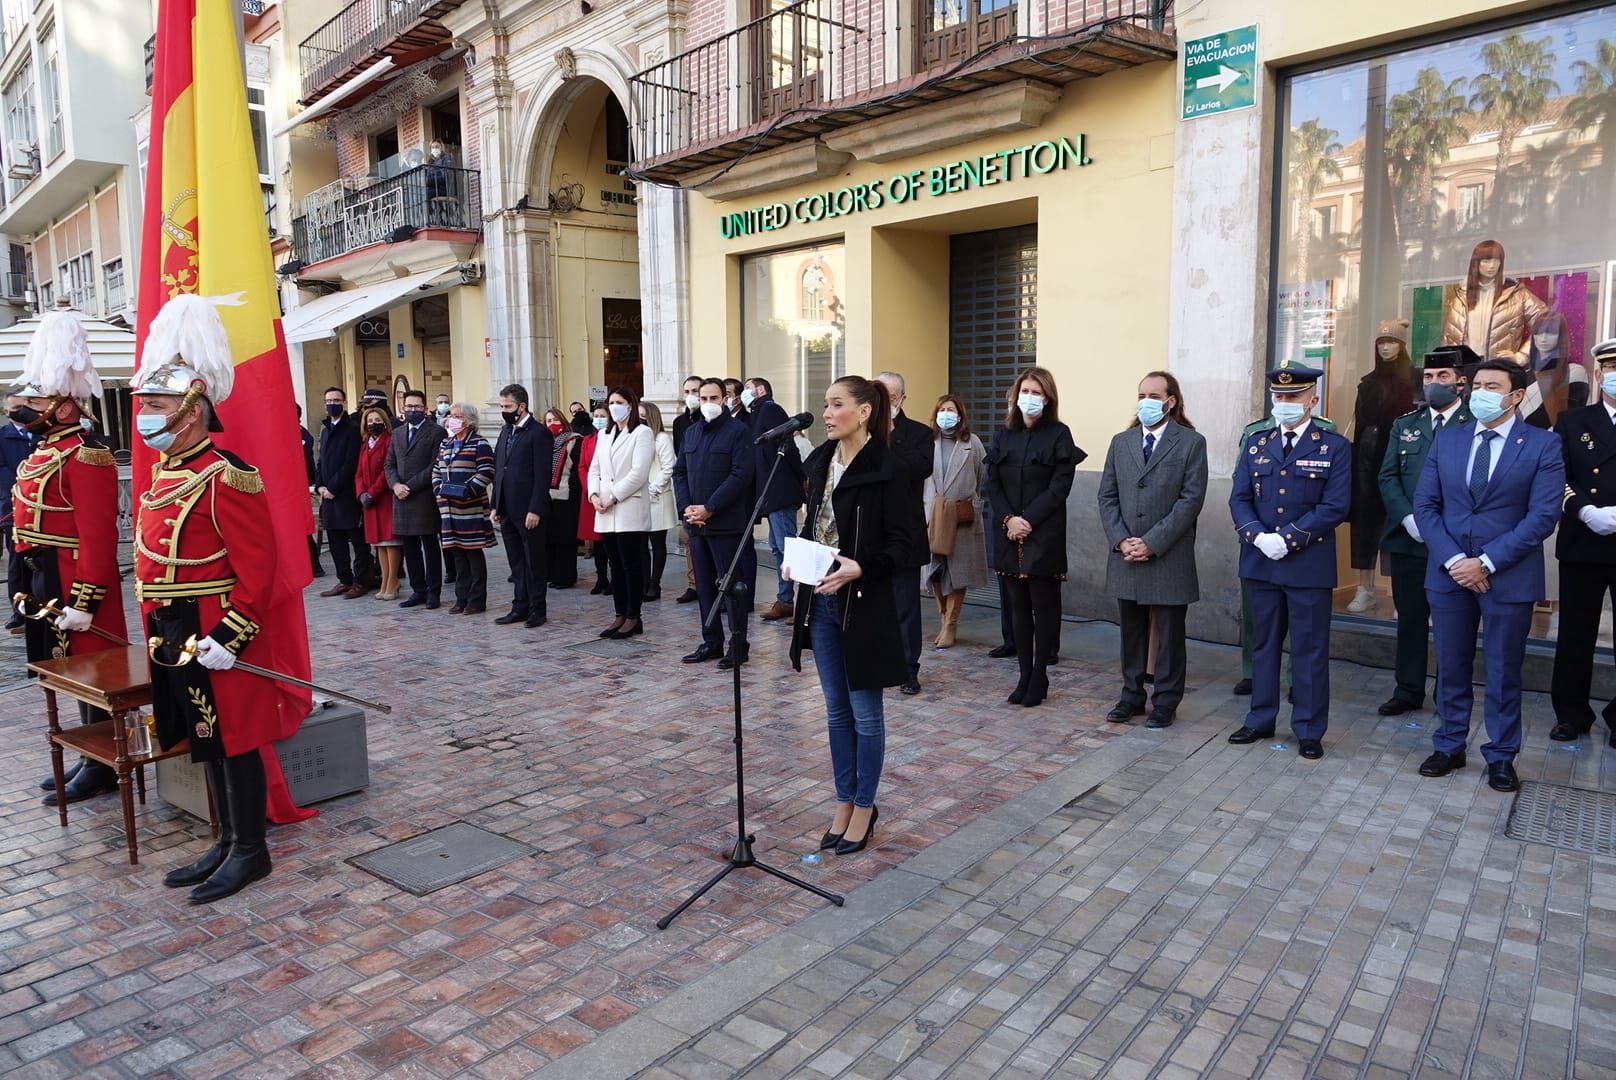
11,424,125,657
135,439,283,757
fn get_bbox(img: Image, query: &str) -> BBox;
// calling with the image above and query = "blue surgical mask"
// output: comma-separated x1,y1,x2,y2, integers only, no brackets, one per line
592,416,609,432
1136,399,1165,427
935,410,958,431
137,413,178,453
740,389,755,408
1270,399,1306,428
1017,394,1044,419
436,403,451,417
1602,372,1616,401
1467,388,1512,424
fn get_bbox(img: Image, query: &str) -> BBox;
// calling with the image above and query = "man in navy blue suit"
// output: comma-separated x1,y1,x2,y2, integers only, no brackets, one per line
1228,363,1352,759
1413,359,1564,792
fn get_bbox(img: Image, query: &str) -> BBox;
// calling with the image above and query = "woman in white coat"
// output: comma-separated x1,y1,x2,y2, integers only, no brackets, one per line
639,400,679,601
589,385,655,638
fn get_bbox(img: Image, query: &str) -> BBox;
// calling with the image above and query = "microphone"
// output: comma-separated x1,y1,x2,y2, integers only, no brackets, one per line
754,412,814,445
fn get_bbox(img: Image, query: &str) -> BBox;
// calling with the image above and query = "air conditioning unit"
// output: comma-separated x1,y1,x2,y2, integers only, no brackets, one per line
7,140,36,179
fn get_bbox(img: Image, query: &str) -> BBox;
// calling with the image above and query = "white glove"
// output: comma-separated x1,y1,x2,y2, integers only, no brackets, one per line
193,636,237,671
1579,505,1616,536
1254,533,1288,560
1402,514,1423,544
54,607,92,633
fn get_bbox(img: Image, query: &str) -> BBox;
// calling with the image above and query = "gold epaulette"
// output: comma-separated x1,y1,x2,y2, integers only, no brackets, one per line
222,464,263,494
75,445,114,467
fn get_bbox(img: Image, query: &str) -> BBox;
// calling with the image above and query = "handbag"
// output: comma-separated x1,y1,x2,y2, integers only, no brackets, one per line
438,478,470,501
928,496,958,556
955,500,974,526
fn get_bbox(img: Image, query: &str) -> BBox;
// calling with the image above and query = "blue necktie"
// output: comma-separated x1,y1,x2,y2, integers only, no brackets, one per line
1469,429,1497,502
1142,432,1155,463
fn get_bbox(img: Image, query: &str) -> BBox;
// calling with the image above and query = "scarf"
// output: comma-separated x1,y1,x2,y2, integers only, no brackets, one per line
551,430,580,488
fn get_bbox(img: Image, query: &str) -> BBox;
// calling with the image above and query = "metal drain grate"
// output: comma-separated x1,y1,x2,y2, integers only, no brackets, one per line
349,823,536,895
1504,782,1616,857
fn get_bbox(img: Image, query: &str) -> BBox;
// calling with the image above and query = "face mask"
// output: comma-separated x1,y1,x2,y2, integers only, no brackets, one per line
608,402,631,424
1467,388,1512,424
8,405,39,427
137,413,180,453
1424,382,1460,410
684,393,700,411
700,402,723,422
430,147,442,159
1017,394,1044,419
592,416,609,432
740,389,755,408
502,409,520,426
436,403,451,417
935,411,958,431
1602,373,1616,401
403,408,425,425
1270,399,1306,427
547,421,564,435
1136,399,1166,427
79,417,93,431
724,396,736,410
367,423,387,436
326,403,344,418
890,406,900,420
444,417,464,436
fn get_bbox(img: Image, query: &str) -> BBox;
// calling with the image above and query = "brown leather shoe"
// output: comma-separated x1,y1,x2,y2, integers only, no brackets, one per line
319,583,350,597
760,601,793,622
343,584,369,599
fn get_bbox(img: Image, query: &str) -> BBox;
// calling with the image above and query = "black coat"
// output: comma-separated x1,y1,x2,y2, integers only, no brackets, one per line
748,397,805,515
492,416,554,521
673,409,755,535
888,410,934,567
672,407,698,457
1557,403,1616,565
985,420,1084,577
546,434,582,544
316,413,363,530
789,438,913,690
299,427,315,486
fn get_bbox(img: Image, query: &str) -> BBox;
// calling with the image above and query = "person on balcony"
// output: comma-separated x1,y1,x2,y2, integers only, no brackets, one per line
425,140,457,225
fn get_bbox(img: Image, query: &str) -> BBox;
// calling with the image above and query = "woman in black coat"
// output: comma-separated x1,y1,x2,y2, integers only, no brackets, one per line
985,366,1084,707
541,408,582,587
788,376,913,857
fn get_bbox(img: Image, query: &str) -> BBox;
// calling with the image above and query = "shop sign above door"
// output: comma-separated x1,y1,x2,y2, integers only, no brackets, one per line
1181,25,1257,120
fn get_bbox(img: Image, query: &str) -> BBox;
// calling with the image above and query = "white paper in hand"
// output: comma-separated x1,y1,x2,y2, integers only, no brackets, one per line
782,536,838,586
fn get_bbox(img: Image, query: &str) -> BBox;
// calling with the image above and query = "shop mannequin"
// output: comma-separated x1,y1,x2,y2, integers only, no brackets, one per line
1440,239,1546,364
1347,318,1415,612
1520,310,1584,429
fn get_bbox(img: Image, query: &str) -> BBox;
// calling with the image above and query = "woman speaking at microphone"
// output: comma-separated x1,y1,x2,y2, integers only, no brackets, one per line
786,376,915,856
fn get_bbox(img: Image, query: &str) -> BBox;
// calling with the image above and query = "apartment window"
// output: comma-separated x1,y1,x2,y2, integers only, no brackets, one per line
1310,205,1337,241
37,279,50,308
247,86,270,182
57,252,94,312
39,25,60,161
3,55,38,188
1456,183,1485,229
102,257,124,315
0,0,22,55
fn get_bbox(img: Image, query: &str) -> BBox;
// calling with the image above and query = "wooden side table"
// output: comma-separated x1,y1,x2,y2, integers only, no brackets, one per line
30,645,213,865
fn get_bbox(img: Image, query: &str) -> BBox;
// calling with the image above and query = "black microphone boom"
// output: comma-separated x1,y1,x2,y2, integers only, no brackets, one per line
754,412,814,445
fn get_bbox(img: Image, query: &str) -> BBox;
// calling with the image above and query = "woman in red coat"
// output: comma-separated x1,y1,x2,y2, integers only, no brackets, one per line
355,406,400,599
576,403,611,594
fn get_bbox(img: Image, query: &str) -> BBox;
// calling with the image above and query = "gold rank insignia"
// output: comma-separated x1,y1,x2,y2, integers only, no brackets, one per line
1583,433,1595,449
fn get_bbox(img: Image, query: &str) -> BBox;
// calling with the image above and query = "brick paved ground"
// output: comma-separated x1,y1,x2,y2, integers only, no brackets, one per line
3,541,1613,1078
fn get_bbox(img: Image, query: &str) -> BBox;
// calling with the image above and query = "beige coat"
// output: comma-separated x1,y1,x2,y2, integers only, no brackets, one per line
922,432,988,590
646,430,678,531
587,423,655,533
1441,278,1547,362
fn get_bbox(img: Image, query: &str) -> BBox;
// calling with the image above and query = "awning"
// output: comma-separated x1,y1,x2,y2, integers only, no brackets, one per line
281,265,460,345
0,309,137,385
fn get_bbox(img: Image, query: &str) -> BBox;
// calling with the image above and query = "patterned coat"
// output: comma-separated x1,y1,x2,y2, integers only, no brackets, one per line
434,435,495,549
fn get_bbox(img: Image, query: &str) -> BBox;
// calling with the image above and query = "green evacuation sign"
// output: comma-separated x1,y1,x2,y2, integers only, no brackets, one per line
1181,25,1257,120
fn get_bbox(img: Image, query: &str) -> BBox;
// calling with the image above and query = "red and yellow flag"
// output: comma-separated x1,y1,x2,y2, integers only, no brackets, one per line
137,0,316,819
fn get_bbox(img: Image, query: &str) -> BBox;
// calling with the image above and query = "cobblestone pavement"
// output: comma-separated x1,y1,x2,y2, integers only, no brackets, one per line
2,543,1613,1078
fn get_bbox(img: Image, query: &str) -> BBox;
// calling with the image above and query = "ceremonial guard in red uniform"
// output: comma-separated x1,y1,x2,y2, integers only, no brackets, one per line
133,295,283,904
9,304,126,805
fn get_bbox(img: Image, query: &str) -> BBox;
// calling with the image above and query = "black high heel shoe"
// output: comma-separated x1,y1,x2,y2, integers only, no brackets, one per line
834,806,879,856
609,618,642,640
1022,669,1049,708
818,830,844,850
1008,672,1030,705
598,616,627,638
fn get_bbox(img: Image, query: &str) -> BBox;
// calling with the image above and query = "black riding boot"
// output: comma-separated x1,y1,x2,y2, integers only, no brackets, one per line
163,760,231,887
189,752,272,905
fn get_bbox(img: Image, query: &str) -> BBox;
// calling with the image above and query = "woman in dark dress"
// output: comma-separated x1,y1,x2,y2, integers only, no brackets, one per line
542,407,582,587
985,367,1084,708
788,376,914,856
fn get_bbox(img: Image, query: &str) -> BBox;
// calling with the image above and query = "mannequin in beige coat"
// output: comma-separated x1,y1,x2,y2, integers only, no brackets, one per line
1441,239,1546,364
588,387,656,636
921,395,987,648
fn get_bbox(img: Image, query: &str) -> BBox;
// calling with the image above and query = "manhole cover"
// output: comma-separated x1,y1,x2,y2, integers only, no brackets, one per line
567,638,650,659
349,823,536,895
1505,782,1616,856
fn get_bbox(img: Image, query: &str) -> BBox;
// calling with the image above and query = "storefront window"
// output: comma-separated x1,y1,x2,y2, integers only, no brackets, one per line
1273,4,1616,638
741,244,846,438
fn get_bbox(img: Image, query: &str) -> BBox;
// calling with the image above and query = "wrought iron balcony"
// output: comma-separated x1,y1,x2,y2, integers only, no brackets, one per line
630,0,1173,182
298,0,467,105
290,167,481,267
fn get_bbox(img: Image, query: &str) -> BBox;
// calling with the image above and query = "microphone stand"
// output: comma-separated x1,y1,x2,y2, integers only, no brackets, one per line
658,432,843,930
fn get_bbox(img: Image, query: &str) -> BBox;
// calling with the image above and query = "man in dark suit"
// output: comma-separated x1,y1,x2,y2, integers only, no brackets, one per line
1097,372,1208,729
1227,364,1352,759
1550,338,1616,745
745,376,806,622
1375,347,1472,716
672,374,703,604
876,371,934,695
674,377,755,667
491,383,553,628
1,393,36,630
296,403,323,579
1414,360,1564,792
386,389,448,610
315,387,370,597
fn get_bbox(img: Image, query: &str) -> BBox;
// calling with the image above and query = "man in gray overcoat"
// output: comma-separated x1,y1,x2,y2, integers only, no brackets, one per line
1096,372,1209,728
386,388,448,609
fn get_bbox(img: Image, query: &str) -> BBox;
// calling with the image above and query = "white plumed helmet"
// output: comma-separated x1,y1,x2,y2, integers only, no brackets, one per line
16,302,101,401
133,293,243,427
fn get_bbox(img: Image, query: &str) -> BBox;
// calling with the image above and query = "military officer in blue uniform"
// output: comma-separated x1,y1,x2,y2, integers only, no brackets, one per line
1375,345,1473,716
1228,363,1352,759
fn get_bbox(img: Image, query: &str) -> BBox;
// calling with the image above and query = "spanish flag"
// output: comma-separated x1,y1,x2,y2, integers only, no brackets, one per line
137,0,316,823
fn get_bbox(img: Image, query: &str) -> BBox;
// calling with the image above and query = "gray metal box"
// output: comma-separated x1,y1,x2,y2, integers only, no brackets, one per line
157,703,370,820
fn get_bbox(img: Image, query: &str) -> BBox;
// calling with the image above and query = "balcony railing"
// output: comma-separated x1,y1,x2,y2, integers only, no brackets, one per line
630,0,1172,180
290,167,481,266
298,0,464,103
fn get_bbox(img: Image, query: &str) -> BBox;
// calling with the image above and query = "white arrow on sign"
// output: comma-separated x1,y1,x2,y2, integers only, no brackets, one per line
1197,64,1244,94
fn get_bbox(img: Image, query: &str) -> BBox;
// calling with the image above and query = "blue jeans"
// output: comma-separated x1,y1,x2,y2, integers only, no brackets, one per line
765,508,798,604
809,592,885,807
